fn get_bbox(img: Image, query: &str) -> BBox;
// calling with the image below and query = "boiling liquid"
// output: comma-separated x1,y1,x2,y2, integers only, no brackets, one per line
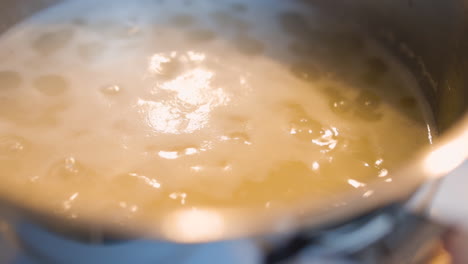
0,0,431,223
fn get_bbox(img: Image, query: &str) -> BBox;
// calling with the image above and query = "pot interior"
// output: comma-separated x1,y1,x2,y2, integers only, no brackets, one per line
0,0,466,242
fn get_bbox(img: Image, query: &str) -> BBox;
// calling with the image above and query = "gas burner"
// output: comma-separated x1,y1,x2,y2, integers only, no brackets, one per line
1,205,443,264
264,205,444,263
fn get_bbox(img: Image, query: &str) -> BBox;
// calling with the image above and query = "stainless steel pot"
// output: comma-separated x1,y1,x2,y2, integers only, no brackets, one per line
0,0,467,244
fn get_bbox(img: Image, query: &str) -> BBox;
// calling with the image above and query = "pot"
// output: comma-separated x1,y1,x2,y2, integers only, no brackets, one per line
0,0,467,246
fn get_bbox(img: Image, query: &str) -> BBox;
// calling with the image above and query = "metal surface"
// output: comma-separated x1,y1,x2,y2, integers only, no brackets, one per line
1,206,443,264
0,0,466,242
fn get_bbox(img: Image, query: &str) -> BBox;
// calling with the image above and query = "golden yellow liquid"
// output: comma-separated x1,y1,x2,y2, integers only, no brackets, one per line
0,0,431,223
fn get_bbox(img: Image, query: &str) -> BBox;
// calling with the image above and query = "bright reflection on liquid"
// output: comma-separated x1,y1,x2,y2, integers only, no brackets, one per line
119,202,138,213
187,51,206,62
378,169,388,177
129,173,161,189
312,127,339,151
158,151,179,160
141,51,230,134
363,190,374,198
190,166,203,172
311,161,320,171
62,192,79,211
162,209,225,242
149,53,172,74
169,192,187,205
347,179,366,188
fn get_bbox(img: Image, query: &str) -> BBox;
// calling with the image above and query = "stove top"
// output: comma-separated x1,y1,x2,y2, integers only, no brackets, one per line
0,205,444,264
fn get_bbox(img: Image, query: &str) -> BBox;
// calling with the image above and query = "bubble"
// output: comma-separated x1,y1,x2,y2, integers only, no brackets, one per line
186,29,216,43
100,84,122,95
234,35,265,56
322,87,352,115
0,96,66,128
34,74,69,96
0,135,29,159
77,42,106,61
342,137,378,165
289,117,323,142
281,103,326,142
330,96,352,115
170,14,196,27
32,28,75,56
353,90,382,121
231,3,248,12
321,137,381,182
290,62,321,82
356,90,381,109
48,157,93,181
0,71,22,90
314,127,340,150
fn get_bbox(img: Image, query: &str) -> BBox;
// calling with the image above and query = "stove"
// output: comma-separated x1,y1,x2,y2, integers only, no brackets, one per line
0,205,444,264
